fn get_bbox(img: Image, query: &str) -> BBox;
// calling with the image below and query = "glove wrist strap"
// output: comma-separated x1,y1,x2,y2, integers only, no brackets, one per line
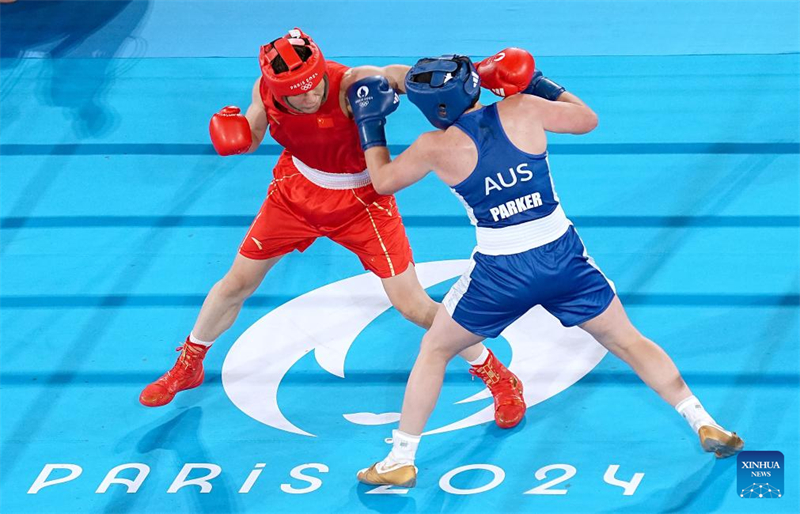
357,118,388,151
525,77,566,101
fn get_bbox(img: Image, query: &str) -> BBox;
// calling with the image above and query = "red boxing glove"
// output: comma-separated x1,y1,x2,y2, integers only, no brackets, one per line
209,106,252,156
476,48,536,97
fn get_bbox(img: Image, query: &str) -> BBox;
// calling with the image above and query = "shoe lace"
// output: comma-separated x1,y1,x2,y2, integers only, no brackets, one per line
165,343,204,380
469,360,501,387
469,360,523,407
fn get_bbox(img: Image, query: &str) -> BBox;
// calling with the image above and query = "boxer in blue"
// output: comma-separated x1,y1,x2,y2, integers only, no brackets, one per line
346,49,744,487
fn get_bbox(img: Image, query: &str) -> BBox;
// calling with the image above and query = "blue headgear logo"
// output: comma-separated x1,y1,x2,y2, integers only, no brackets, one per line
405,55,481,130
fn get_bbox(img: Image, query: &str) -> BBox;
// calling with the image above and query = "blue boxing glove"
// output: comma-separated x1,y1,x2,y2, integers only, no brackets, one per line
347,76,400,150
523,70,566,101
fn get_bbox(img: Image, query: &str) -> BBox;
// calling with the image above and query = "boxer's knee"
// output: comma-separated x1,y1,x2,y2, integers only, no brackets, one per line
604,330,651,359
382,264,437,328
419,331,458,362
584,308,646,357
394,295,437,328
216,268,261,301
213,255,278,302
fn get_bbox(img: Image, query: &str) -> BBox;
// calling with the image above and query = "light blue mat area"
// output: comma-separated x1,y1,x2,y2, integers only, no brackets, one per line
1,50,799,513
1,0,799,58
2,54,799,144
1,1,799,512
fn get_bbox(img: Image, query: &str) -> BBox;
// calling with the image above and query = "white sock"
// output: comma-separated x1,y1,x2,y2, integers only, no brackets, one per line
378,430,420,470
675,395,719,434
189,332,215,347
467,347,490,367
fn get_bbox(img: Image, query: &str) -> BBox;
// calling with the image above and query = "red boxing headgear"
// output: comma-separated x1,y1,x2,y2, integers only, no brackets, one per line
260,28,326,98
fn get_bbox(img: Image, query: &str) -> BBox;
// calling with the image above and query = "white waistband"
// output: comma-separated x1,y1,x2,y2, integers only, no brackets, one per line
476,204,571,256
292,156,371,190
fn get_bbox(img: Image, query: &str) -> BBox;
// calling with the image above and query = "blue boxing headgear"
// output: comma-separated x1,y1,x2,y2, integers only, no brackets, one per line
405,55,481,130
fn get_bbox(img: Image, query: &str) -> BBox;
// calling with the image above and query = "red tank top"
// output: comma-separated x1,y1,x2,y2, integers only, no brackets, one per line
260,61,367,174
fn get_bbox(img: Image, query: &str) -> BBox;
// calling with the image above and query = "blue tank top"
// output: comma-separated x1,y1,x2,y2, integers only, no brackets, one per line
451,103,560,228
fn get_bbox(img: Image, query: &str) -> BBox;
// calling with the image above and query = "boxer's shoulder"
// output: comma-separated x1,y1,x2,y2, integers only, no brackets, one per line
416,129,473,175
496,94,548,122
325,60,350,83
325,60,348,71
340,65,377,91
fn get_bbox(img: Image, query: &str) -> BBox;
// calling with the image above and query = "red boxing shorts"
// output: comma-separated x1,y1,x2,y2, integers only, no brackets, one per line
239,153,414,279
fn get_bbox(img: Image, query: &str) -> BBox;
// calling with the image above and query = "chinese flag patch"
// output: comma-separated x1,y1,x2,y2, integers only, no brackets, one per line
317,116,334,128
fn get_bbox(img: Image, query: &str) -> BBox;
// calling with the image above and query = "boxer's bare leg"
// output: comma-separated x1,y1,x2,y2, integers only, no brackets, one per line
357,305,484,487
140,254,281,407
579,296,743,458
381,264,526,430
381,263,484,362
192,254,282,342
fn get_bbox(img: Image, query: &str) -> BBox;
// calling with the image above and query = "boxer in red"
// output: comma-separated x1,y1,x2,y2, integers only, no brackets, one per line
139,29,525,430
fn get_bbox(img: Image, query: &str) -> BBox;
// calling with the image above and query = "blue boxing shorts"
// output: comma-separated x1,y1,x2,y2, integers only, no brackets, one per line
443,226,616,338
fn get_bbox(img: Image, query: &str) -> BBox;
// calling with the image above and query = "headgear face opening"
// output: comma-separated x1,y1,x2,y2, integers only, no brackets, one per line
405,55,481,130
260,28,326,100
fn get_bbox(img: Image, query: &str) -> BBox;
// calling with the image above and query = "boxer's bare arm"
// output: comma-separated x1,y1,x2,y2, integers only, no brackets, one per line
343,65,410,93
243,78,269,153
363,132,439,195
341,65,411,116
516,93,598,135
382,65,412,93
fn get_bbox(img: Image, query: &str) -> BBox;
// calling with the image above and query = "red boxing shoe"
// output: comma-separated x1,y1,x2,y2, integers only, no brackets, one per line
139,339,209,407
469,350,526,428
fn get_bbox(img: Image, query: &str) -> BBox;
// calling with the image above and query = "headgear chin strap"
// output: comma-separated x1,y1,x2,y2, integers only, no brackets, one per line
405,55,481,130
260,28,326,99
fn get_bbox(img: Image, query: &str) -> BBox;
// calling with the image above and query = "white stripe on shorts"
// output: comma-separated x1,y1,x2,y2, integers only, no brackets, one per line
443,252,478,316
575,229,616,293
